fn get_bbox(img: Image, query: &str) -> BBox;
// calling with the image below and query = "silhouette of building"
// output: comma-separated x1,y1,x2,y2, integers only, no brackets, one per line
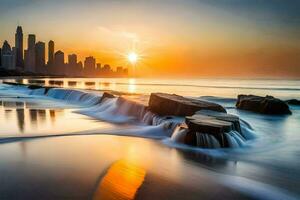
96,63,101,70
84,56,96,76
35,41,45,73
102,64,112,73
12,47,17,68
48,40,54,65
54,50,65,75
68,54,77,66
67,54,77,76
1,41,14,70
0,25,129,77
116,66,123,74
15,26,23,68
78,61,83,69
24,34,36,72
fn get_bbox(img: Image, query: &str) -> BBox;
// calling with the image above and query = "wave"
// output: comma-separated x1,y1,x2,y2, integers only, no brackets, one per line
2,83,256,149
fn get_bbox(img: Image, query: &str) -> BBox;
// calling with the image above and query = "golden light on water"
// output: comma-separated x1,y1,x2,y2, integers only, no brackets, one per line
93,159,146,200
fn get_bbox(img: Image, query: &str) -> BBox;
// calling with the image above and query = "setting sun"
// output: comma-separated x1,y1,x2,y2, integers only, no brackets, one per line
128,52,138,64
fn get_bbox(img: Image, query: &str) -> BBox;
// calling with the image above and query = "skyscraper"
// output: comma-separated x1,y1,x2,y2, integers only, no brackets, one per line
48,40,54,65
35,41,45,73
54,50,65,75
1,41,14,70
24,34,36,72
28,34,36,50
67,54,77,76
84,56,96,76
15,26,23,68
68,54,77,66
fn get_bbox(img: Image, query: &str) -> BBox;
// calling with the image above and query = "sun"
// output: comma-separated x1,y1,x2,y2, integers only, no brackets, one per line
128,52,138,64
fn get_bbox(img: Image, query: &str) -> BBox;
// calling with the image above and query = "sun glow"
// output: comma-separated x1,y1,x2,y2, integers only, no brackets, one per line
128,52,138,64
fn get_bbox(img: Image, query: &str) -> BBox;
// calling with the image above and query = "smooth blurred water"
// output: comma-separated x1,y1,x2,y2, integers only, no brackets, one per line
0,78,299,199
2,77,300,98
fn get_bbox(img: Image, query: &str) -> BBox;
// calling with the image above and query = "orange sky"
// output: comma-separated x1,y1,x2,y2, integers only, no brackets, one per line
0,0,299,78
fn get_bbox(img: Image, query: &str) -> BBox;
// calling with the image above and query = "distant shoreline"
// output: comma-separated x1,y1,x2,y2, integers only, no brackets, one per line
0,69,130,79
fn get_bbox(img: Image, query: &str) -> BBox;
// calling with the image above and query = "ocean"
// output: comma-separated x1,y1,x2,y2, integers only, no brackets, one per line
0,78,299,199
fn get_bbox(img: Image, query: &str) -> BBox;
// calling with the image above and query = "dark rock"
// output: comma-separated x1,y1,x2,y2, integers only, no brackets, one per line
236,94,292,115
44,86,56,95
149,93,226,116
27,85,44,90
181,111,243,148
196,110,241,133
186,115,233,135
3,81,26,86
99,92,115,103
286,99,300,106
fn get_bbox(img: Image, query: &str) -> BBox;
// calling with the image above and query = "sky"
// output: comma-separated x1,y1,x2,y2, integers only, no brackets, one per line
0,0,299,78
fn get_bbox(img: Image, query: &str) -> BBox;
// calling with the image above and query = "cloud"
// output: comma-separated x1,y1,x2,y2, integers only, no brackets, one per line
96,26,139,42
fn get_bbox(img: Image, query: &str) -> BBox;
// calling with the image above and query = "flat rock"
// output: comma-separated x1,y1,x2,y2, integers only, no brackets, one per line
182,110,243,148
186,115,233,135
236,94,292,115
286,99,300,106
149,93,226,116
196,110,241,133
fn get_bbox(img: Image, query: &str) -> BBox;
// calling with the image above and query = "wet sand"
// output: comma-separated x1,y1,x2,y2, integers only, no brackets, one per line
0,135,254,200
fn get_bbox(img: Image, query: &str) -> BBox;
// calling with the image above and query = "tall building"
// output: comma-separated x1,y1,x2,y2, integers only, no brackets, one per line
15,26,23,68
28,34,36,50
67,54,77,76
54,50,65,75
48,40,54,65
24,34,36,72
35,41,45,73
1,41,14,70
84,56,96,76
12,47,17,69
68,54,77,66
102,64,112,72
96,63,101,70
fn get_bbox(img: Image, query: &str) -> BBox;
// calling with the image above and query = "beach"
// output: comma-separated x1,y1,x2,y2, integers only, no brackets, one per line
0,78,299,200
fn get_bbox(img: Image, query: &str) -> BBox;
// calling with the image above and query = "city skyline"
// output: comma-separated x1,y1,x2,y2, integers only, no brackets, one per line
0,25,128,77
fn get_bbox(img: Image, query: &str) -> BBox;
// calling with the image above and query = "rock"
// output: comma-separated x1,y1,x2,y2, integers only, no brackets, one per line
176,110,244,148
99,92,115,103
3,81,25,86
236,95,292,115
185,115,233,135
149,93,226,116
196,110,241,133
286,99,300,106
27,85,44,90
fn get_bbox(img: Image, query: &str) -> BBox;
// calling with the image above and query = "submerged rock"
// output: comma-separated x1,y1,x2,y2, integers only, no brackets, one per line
99,92,115,103
183,110,244,148
171,110,245,148
149,93,226,116
236,95,292,115
286,99,300,106
27,85,44,90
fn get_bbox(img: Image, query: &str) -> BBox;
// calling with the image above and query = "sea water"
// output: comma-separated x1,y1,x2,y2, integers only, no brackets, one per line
0,78,299,199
